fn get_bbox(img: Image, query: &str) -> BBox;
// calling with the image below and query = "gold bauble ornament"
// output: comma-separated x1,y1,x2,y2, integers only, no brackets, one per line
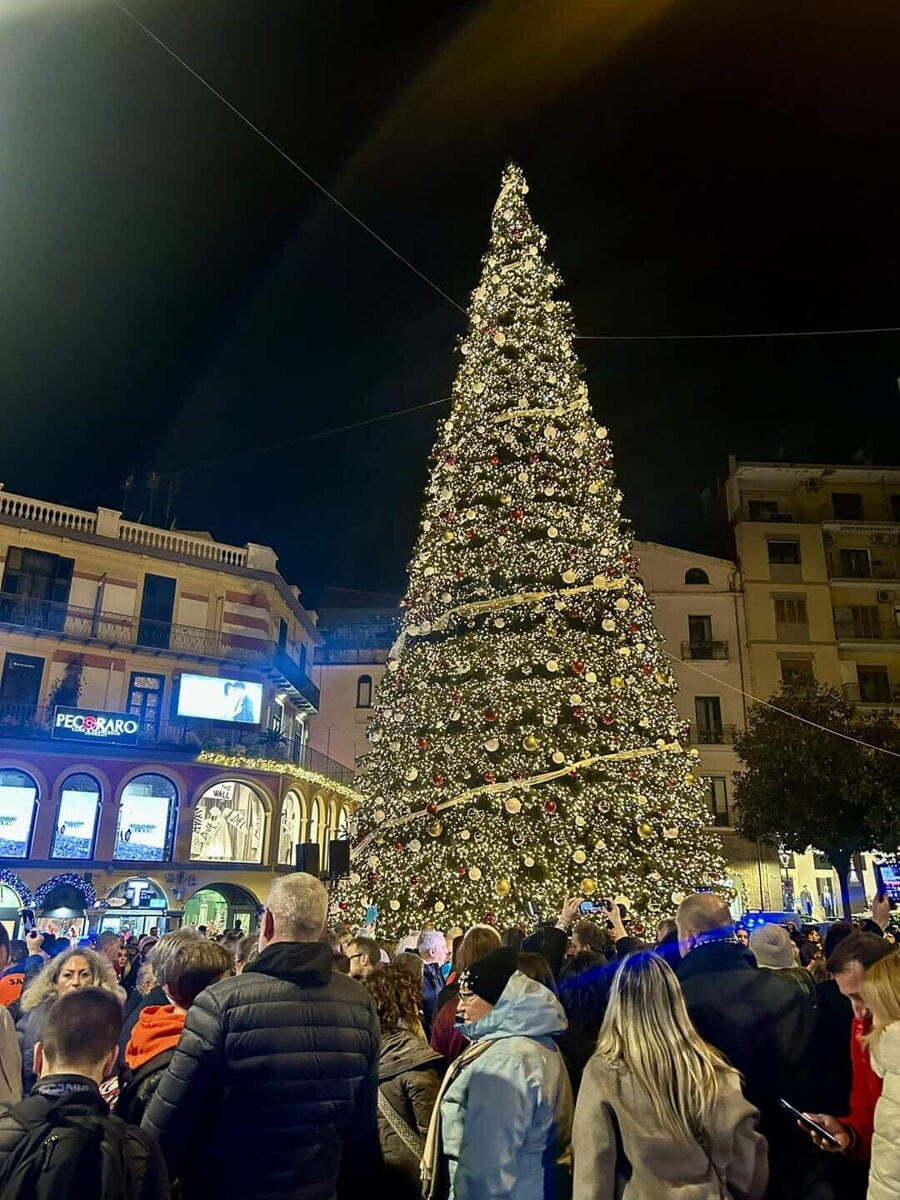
664,827,680,839
524,855,535,867
389,900,401,911
460,829,471,840
495,879,511,897
552,751,566,765
569,694,583,706
602,619,616,632
574,815,586,827
685,773,697,784
434,900,446,913
655,672,668,685
611,676,624,689
546,660,559,672
581,878,597,895
374,809,386,823
523,734,540,752
615,598,629,612
428,821,443,838
637,822,654,840
405,768,419,782
562,570,577,584
505,797,522,814
468,867,482,881
572,849,586,864
443,530,454,543
408,839,421,852
484,737,500,752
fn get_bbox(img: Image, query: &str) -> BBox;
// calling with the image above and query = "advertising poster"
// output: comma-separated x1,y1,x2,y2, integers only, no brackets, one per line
51,789,100,859
191,780,263,863
115,791,171,861
0,785,37,857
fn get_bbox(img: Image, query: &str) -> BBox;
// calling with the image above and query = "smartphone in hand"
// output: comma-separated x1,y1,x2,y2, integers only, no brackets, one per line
779,1100,842,1147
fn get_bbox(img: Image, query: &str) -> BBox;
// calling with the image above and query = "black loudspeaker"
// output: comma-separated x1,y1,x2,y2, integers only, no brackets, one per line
295,842,320,877
328,839,351,879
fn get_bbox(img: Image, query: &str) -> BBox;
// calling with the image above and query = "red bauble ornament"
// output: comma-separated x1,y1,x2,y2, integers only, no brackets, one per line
513,508,524,520
629,623,639,633
484,772,495,783
458,865,467,875
367,872,378,884
452,692,463,704
465,529,475,539
572,706,585,719
455,568,465,578
544,800,558,813
511,226,523,239
490,455,500,465
482,912,497,925
601,714,614,725
427,802,438,815
441,511,452,522
432,773,445,787
642,665,653,675
445,454,457,465
572,660,585,674
633,922,645,937
394,841,404,851
484,708,499,722
410,875,420,886
512,772,522,781
418,737,430,750
339,900,349,911
529,453,539,463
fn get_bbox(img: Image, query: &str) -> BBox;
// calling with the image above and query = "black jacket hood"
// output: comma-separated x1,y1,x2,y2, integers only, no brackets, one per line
245,941,334,988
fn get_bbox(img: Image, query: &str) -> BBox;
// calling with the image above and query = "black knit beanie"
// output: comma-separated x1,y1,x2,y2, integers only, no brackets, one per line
460,947,519,1005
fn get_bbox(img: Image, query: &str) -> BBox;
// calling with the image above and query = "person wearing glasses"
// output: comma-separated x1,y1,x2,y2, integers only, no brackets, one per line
421,947,572,1200
347,937,381,981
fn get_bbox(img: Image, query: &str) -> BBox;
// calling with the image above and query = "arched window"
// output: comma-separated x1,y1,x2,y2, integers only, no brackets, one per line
0,769,38,858
685,568,710,585
309,792,326,850
114,773,177,861
278,791,303,865
356,674,373,708
52,773,101,859
336,805,350,840
191,780,266,864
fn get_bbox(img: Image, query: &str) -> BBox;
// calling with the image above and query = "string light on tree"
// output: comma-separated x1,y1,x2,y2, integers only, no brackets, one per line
338,162,723,933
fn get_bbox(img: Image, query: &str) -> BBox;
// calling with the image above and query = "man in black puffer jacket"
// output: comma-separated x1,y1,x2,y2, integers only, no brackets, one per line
142,873,381,1200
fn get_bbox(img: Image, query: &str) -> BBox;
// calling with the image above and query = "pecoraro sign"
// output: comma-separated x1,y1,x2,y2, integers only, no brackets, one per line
52,707,141,746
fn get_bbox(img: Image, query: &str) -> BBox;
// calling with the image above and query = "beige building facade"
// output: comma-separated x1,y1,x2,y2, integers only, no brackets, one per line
725,458,900,915
0,486,355,937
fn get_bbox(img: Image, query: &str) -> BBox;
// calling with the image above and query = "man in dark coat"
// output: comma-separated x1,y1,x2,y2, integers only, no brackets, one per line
676,893,832,1200
142,873,381,1200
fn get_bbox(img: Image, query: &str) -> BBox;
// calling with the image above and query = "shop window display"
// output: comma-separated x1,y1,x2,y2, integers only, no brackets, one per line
191,780,265,864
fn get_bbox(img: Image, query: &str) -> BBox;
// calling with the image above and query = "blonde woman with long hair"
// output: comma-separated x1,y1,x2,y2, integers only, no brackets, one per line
861,951,900,1200
573,952,768,1199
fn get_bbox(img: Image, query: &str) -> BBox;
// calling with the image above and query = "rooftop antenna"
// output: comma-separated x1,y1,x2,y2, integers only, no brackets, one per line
146,471,160,525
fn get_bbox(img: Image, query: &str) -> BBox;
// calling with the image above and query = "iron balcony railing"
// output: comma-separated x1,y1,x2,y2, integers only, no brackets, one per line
0,592,319,709
827,555,900,582
0,702,352,782
680,640,729,661
841,683,900,706
691,724,737,746
834,617,900,643
735,503,900,526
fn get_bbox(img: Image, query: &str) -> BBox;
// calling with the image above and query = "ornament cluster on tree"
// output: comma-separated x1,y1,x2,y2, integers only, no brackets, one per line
338,163,723,933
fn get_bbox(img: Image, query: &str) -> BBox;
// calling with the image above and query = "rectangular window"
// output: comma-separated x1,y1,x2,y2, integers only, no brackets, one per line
748,500,782,522
832,493,863,521
278,618,288,651
128,673,165,741
688,615,713,652
780,658,814,684
695,696,723,743
839,549,871,579
851,605,881,639
0,547,74,631
705,777,730,827
767,540,801,565
858,667,892,704
137,574,176,650
0,652,45,711
774,597,808,625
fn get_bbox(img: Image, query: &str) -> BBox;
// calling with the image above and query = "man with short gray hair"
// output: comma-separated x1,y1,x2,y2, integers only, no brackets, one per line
142,874,380,1200
417,928,447,1038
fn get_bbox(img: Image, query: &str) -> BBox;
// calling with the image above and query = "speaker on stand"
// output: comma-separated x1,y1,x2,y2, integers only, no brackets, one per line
294,842,321,877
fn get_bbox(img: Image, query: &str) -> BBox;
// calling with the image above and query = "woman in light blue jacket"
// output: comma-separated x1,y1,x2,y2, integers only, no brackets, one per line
422,946,573,1200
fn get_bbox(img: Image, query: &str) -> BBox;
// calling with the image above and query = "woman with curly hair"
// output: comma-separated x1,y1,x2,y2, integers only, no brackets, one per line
364,963,444,1197
17,946,123,1093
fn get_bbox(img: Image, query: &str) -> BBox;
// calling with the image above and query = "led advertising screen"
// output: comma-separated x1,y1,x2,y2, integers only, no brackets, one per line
176,674,262,724
51,789,100,859
114,792,172,861
0,785,36,857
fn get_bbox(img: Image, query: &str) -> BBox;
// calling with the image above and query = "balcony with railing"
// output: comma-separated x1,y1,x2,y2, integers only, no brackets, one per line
690,724,737,746
0,701,351,781
827,554,900,583
841,683,900,707
735,501,900,527
315,623,398,665
833,610,900,643
680,640,730,661
0,593,319,709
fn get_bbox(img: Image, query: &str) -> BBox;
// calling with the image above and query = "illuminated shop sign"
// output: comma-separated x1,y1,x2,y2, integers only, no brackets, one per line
52,707,141,746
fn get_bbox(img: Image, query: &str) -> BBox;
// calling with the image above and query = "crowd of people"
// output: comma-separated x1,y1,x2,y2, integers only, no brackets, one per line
0,881,899,1198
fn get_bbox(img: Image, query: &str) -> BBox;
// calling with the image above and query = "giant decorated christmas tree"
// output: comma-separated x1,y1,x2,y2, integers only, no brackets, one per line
340,164,723,934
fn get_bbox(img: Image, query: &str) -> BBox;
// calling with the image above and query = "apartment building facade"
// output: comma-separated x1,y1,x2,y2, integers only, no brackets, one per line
0,486,356,938
725,457,900,914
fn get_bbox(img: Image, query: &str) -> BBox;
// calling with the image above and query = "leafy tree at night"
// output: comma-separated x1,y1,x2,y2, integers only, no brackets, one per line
734,680,900,917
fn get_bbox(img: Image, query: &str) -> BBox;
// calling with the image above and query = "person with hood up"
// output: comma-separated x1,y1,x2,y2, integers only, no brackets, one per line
364,963,444,1198
422,946,573,1200
860,952,900,1200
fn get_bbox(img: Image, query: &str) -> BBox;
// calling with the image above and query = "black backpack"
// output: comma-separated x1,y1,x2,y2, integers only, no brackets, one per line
0,1095,132,1200
116,1049,175,1127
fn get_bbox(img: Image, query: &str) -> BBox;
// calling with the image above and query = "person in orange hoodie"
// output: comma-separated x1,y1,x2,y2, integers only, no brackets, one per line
117,938,232,1126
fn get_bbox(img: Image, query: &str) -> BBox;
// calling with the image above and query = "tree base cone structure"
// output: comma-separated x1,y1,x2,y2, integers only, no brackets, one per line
335,164,724,936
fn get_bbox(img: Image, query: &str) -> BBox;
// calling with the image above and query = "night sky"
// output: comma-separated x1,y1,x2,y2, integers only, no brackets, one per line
3,0,899,605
